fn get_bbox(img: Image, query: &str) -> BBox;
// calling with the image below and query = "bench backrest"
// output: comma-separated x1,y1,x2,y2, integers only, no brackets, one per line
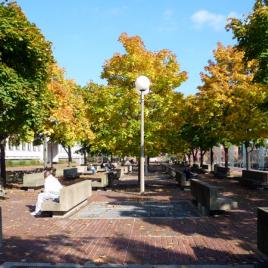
243,170,268,183
23,173,44,187
63,168,78,179
59,180,92,211
77,166,87,173
191,178,221,209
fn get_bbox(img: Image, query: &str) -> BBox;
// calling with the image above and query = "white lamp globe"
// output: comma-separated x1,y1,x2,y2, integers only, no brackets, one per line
135,76,150,95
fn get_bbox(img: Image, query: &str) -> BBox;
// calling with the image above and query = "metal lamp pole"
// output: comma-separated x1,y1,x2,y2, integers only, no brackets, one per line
135,76,150,194
140,90,145,193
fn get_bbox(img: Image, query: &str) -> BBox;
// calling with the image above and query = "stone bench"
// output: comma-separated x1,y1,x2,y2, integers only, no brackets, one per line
63,168,78,180
257,207,268,256
201,164,211,172
175,170,190,190
79,172,109,188
239,170,268,188
41,180,92,217
7,172,44,189
190,178,238,215
213,165,230,179
22,172,44,188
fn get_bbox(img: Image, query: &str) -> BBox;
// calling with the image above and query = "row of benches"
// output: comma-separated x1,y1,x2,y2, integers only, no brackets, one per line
6,164,134,189
164,164,268,256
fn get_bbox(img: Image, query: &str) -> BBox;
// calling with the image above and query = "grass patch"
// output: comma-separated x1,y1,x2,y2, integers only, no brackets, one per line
6,159,41,167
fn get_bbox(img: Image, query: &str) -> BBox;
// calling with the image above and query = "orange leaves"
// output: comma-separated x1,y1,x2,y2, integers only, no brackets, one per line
45,63,94,145
102,33,187,96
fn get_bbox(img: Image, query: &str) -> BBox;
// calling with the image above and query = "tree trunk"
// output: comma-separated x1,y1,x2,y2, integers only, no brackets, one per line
224,146,229,168
43,136,48,169
245,141,250,170
0,139,6,187
210,147,214,171
83,151,87,166
200,150,205,166
187,153,191,165
67,146,72,167
192,149,198,164
145,155,149,174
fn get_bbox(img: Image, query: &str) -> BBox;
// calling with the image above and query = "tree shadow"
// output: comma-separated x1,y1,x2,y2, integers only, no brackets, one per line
1,235,267,265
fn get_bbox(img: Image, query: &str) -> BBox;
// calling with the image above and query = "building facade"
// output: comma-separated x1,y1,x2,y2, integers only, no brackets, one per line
5,140,83,165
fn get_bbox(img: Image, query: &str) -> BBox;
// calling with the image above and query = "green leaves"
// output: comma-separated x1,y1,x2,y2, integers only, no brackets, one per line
227,0,268,84
0,2,54,141
86,33,187,157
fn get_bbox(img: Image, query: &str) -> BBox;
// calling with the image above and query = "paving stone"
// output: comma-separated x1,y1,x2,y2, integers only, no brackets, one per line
0,171,268,265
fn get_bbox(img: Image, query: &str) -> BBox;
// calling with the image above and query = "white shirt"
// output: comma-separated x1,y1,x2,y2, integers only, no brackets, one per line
44,175,63,195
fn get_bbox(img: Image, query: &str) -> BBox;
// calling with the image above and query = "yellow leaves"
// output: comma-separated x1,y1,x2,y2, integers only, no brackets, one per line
44,63,94,145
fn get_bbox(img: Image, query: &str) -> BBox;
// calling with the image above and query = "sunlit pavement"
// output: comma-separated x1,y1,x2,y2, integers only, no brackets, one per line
1,171,268,266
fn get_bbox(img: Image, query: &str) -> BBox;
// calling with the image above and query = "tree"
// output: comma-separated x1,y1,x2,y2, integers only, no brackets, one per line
227,0,268,84
179,95,219,166
0,2,54,185
87,33,187,158
46,64,94,166
199,43,267,169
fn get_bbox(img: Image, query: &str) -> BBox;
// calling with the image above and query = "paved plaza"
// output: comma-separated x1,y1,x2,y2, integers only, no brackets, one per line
75,200,199,219
0,171,268,266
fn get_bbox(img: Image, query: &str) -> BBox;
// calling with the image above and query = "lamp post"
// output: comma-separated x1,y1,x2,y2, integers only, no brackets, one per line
135,76,150,194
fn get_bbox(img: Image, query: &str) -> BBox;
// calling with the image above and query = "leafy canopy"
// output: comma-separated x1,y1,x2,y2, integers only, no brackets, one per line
0,2,54,140
87,33,187,157
227,0,268,84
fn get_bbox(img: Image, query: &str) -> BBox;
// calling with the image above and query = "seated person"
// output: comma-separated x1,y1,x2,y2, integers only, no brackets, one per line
184,165,194,180
105,161,114,171
87,164,96,174
31,170,63,216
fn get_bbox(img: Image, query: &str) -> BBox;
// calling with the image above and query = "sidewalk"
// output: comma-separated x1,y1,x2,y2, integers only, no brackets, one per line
0,171,267,265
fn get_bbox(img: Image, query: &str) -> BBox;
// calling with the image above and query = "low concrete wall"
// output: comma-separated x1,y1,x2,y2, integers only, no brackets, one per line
175,170,190,189
241,170,268,188
41,180,92,213
191,178,238,213
214,165,230,179
257,207,268,256
63,168,78,180
23,173,44,188
80,172,109,188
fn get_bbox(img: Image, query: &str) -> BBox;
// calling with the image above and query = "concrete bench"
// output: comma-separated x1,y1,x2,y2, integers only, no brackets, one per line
190,178,238,215
175,170,190,189
257,207,268,256
80,172,109,188
63,168,78,180
77,165,94,175
201,164,211,172
240,170,268,188
213,165,230,179
22,173,44,188
41,180,92,217
7,172,44,189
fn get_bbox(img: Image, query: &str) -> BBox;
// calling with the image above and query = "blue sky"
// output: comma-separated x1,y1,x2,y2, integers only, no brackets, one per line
16,0,255,95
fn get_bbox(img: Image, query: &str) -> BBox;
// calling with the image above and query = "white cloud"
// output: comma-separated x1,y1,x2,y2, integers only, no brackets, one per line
191,10,236,31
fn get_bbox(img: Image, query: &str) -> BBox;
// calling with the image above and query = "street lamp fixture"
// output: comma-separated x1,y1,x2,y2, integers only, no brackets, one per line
135,75,150,194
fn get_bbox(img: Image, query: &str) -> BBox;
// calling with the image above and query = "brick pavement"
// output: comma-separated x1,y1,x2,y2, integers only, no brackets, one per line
0,172,268,265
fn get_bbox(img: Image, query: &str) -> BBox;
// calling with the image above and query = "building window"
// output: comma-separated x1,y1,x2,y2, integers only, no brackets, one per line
27,143,32,151
22,143,26,151
33,144,37,152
